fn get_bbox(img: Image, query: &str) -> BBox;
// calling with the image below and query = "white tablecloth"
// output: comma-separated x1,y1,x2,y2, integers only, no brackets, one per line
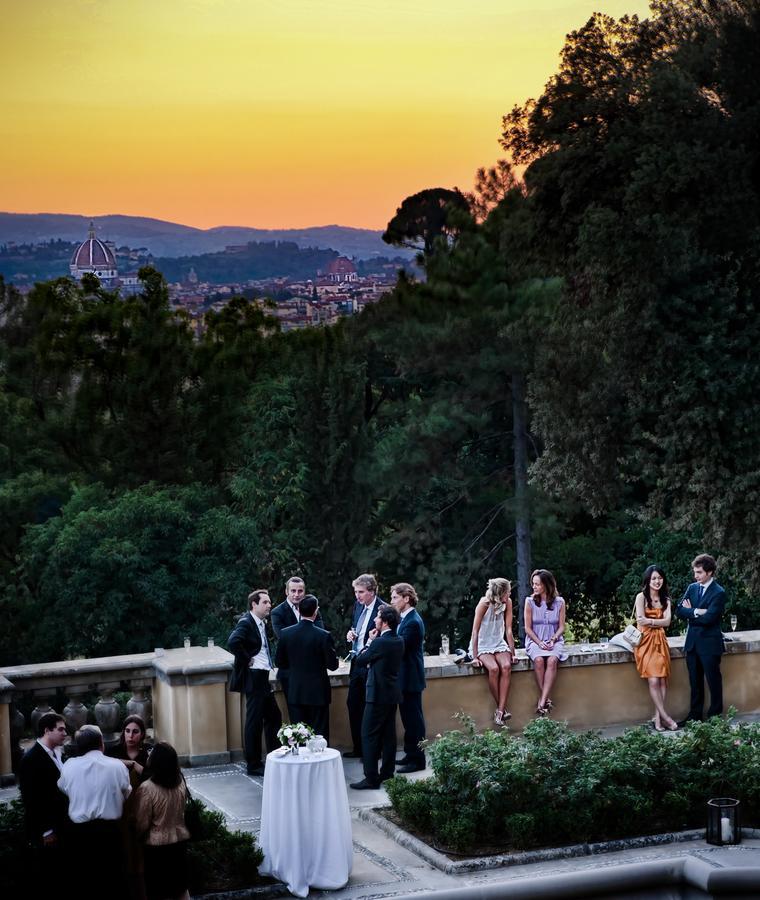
259,747,353,897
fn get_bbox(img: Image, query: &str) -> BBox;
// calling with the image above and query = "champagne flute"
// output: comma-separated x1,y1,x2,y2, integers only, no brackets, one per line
730,614,738,632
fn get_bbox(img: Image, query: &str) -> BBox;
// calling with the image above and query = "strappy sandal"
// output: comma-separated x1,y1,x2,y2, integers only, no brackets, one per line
536,704,548,716
494,709,504,726
544,699,554,711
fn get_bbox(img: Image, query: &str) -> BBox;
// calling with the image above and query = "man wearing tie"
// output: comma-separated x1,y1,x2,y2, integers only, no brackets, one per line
676,554,726,722
390,582,427,773
344,573,384,758
274,594,339,742
228,589,282,776
270,576,324,718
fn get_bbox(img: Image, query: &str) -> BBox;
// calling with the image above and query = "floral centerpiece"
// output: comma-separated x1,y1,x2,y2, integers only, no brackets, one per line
277,722,314,754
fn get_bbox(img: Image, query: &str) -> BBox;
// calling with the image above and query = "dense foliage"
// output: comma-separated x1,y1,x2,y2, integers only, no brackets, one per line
385,714,760,853
2,0,759,665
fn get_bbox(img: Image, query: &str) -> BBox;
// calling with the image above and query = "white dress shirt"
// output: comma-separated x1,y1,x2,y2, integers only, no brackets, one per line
58,750,131,822
355,604,372,651
249,612,272,670
36,738,64,773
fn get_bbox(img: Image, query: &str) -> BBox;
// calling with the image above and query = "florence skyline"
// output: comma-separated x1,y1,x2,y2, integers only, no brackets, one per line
3,0,649,231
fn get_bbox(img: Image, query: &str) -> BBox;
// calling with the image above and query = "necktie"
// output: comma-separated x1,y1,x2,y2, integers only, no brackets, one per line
354,605,371,652
699,585,705,601
260,622,273,668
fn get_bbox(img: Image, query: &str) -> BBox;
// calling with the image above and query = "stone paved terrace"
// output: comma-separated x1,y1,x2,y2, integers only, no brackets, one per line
4,727,760,899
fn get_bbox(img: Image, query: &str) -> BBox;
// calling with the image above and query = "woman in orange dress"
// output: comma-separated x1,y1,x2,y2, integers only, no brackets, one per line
634,565,677,731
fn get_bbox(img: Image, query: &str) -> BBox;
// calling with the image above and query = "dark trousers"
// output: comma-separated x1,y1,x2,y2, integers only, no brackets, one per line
244,670,282,765
399,691,426,765
69,819,126,899
289,703,330,744
686,651,723,720
361,701,397,786
347,668,368,754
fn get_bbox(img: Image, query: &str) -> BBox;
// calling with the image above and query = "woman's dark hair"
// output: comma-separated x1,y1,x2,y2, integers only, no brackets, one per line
146,741,182,790
641,565,670,610
117,714,146,752
532,569,558,609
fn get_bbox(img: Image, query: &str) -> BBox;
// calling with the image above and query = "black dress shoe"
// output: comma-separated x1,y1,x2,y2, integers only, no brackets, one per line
246,764,265,776
350,778,379,790
397,763,425,774
396,756,411,765
343,750,362,759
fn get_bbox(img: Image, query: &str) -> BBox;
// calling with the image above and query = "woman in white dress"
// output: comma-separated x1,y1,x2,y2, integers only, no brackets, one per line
469,578,515,725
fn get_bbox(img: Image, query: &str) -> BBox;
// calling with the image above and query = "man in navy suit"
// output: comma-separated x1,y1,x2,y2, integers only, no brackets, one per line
391,582,427,773
350,605,404,789
18,712,69,858
344,573,385,758
228,589,282,776
274,594,339,742
676,553,726,722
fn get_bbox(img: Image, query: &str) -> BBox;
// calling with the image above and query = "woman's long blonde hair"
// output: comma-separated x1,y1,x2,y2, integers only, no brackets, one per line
485,577,512,614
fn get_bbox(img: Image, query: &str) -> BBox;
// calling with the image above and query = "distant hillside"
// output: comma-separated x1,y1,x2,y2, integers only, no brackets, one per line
0,212,413,260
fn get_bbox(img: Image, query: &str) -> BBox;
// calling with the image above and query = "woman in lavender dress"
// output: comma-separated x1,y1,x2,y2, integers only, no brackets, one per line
524,569,568,715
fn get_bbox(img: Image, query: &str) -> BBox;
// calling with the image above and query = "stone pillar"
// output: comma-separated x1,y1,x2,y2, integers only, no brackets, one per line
152,646,234,766
30,692,57,738
0,676,14,785
126,681,152,727
94,683,122,741
63,684,89,734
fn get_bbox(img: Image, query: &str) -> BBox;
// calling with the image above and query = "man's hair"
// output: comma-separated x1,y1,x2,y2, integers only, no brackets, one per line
299,594,319,617
248,588,270,610
37,712,66,738
286,576,305,590
391,582,418,607
75,724,103,754
692,553,717,574
352,573,377,592
378,605,400,631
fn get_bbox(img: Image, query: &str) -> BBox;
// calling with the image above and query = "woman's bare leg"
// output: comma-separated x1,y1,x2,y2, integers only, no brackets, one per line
532,657,546,705
494,651,512,711
479,653,500,705
539,657,559,709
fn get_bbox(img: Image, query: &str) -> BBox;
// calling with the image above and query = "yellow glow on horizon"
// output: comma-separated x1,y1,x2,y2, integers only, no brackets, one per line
1,1,650,230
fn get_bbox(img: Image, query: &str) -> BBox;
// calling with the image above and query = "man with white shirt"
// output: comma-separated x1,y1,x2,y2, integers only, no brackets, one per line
58,724,131,897
18,712,69,857
271,576,323,717
344,573,384,758
676,553,726,722
228,588,283,776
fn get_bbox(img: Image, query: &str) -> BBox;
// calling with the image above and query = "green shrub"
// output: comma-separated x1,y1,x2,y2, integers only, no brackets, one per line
0,799,27,897
387,713,760,853
187,798,264,894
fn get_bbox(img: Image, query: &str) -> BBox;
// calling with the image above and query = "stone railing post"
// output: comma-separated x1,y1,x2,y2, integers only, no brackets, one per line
0,676,14,785
126,680,152,726
62,684,89,733
94,683,122,741
152,646,234,766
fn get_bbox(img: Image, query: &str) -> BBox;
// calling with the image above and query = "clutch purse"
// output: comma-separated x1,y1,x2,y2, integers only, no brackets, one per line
622,623,642,648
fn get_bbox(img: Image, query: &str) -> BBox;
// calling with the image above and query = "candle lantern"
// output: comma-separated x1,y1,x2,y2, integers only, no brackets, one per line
706,797,741,845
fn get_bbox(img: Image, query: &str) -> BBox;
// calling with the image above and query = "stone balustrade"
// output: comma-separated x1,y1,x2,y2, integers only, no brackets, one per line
2,632,759,784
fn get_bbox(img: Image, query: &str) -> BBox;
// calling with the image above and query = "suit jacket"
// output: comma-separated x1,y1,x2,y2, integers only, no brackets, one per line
350,597,384,655
274,620,339,705
18,741,69,844
227,613,271,693
355,630,404,704
271,601,324,640
397,608,426,693
676,580,726,656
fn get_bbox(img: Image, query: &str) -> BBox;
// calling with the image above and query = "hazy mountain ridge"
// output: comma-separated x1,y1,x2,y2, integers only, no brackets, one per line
0,212,412,260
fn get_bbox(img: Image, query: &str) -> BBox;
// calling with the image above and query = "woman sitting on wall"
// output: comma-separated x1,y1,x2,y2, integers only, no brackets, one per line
635,565,678,731
468,577,515,726
524,569,568,715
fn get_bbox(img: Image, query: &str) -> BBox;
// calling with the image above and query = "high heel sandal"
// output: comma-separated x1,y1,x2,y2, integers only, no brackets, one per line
536,704,548,716
494,709,504,726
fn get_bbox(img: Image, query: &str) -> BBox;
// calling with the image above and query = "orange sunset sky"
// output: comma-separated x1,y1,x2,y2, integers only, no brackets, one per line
3,0,649,231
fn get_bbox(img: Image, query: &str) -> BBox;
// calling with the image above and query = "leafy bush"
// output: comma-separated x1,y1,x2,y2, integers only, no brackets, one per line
387,714,760,853
0,799,27,897
186,797,264,894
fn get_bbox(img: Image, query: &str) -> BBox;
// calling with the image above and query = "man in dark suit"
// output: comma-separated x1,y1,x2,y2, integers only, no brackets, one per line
344,573,385,758
18,712,69,858
676,553,726,722
270,576,324,717
228,588,282,776
274,594,339,742
391,582,427,773
350,605,403,790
